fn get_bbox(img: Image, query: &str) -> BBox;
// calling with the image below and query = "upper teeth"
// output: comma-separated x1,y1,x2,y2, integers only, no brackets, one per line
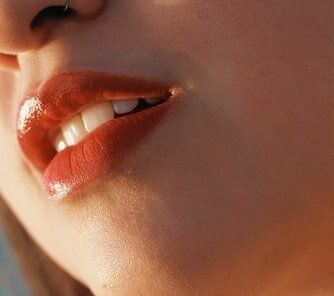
112,98,139,114
144,98,164,104
53,98,163,152
82,100,116,133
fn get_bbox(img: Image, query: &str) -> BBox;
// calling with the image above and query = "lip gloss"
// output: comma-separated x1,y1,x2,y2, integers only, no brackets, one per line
17,71,181,199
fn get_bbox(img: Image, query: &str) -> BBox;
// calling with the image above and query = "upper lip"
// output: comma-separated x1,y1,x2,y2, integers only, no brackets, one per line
17,71,174,171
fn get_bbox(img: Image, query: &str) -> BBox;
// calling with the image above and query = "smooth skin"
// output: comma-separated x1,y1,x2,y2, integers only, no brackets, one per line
0,1,334,295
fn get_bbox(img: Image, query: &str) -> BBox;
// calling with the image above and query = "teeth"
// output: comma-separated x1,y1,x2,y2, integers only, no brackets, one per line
81,101,114,132
62,114,88,146
54,133,67,153
112,99,139,114
53,96,165,152
144,98,164,104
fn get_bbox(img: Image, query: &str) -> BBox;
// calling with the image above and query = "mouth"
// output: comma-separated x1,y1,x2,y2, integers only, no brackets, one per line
17,71,181,199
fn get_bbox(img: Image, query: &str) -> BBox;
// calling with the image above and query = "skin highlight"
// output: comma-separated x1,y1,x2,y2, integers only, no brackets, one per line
0,1,333,295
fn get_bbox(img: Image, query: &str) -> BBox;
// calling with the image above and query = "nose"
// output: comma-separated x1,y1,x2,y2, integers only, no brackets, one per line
0,0,105,54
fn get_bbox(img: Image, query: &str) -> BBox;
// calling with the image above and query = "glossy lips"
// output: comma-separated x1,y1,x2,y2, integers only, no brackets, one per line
17,72,180,199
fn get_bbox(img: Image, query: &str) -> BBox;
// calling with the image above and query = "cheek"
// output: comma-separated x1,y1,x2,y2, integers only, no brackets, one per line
221,23,334,180
0,72,18,129
195,1,334,182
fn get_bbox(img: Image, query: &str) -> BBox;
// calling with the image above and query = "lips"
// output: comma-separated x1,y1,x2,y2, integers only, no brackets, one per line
17,71,181,199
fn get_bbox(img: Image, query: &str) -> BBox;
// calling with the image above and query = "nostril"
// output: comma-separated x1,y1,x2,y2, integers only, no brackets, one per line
30,6,75,30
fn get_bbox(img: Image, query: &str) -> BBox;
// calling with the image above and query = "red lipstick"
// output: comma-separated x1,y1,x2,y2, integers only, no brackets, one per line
17,71,181,199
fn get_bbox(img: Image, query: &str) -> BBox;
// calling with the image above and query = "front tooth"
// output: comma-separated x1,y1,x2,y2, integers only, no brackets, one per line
144,98,164,104
62,114,88,146
54,133,67,152
81,101,115,132
112,99,139,114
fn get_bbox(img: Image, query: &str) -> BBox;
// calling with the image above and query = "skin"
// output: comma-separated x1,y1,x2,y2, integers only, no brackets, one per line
0,0,334,295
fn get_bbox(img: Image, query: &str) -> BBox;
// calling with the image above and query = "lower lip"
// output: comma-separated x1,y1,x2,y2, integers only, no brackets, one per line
44,98,177,199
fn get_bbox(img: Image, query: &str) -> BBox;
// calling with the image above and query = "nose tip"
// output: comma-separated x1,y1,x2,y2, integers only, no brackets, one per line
0,0,105,54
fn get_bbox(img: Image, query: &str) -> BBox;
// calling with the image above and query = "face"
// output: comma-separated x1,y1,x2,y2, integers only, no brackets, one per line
0,0,334,294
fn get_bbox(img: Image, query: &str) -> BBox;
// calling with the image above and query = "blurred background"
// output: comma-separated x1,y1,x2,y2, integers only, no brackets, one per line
0,230,28,295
